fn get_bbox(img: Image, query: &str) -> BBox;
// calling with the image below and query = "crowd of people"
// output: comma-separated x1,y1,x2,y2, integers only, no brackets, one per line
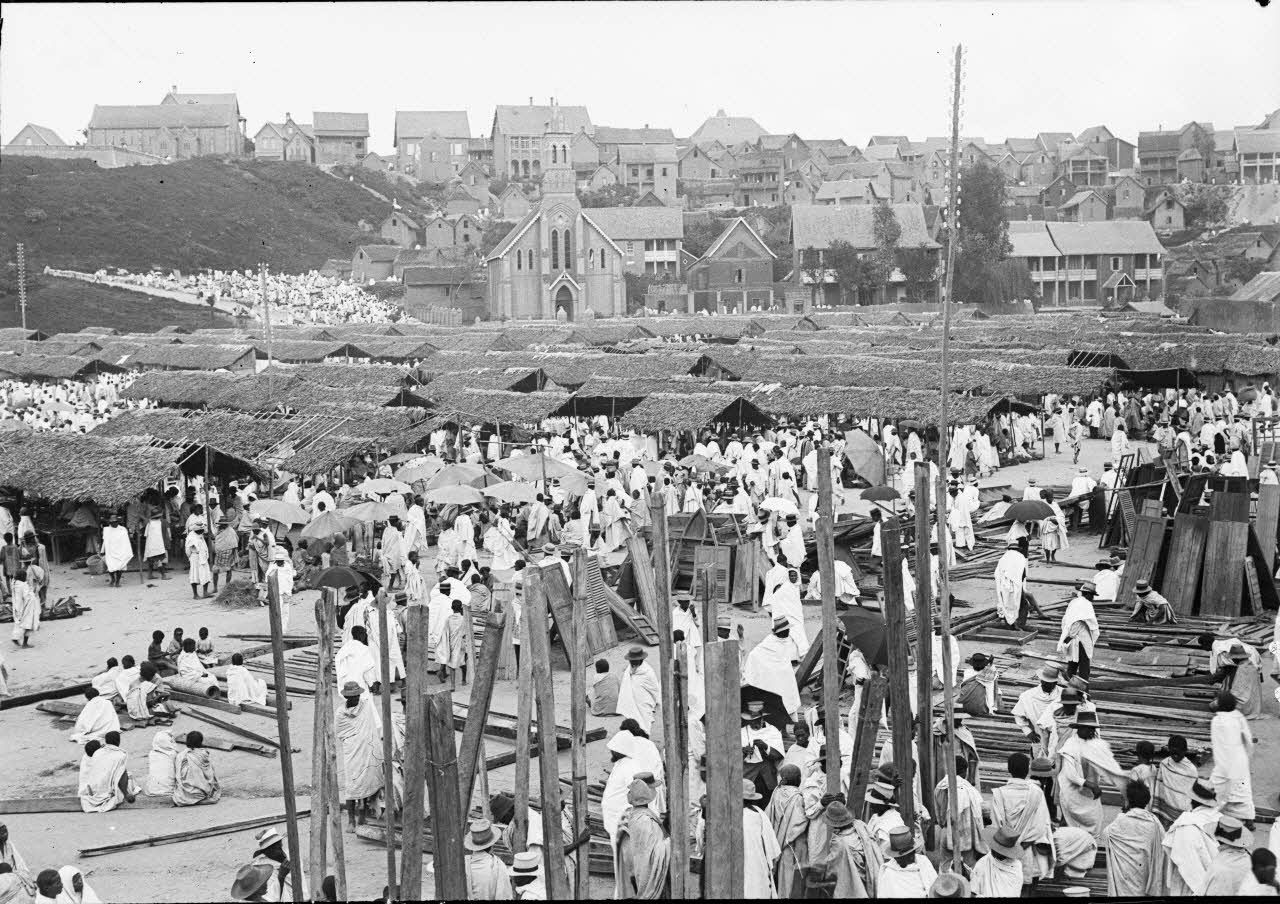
0,375,136,434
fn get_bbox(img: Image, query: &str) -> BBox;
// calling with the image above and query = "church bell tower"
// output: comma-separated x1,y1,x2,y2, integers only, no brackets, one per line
540,102,577,200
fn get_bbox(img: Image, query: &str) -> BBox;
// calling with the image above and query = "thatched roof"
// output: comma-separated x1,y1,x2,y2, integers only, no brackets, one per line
0,354,126,380
424,389,572,427
617,393,771,433
121,370,238,406
122,343,256,371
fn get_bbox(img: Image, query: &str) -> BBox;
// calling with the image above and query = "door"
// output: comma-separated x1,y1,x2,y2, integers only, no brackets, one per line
555,285,574,321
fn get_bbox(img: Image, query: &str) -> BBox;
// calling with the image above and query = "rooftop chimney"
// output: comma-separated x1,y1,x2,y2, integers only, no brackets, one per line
171,85,177,95
529,96,533,106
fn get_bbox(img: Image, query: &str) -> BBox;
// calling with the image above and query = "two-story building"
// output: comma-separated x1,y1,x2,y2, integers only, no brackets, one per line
1076,125,1136,171
615,144,678,205
1234,129,1280,184
253,115,315,162
87,88,245,159
1059,144,1109,187
352,245,403,283
1144,189,1186,232
1058,189,1108,223
313,112,369,165
735,151,785,207
586,207,684,278
492,100,592,181
685,217,778,312
1008,220,1165,305
1137,121,1214,185
393,111,471,181
678,144,730,181
380,212,425,249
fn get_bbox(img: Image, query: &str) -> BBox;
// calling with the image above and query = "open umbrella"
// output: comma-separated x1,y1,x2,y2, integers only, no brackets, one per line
362,477,412,495
250,499,309,526
839,607,889,668
495,452,589,493
341,500,397,523
397,459,446,484
381,451,425,466
314,565,382,592
898,419,922,431
46,400,75,414
739,686,791,732
1005,499,1054,522
640,459,672,477
679,454,729,474
300,510,359,540
483,481,539,505
759,496,799,516
426,484,485,506
860,486,901,502
424,463,490,491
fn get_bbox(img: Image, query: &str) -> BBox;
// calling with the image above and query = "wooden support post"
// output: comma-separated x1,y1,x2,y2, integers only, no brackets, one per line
424,687,466,900
570,549,591,900
815,447,841,797
399,605,430,899
649,479,687,899
703,640,744,900
912,463,935,821
670,638,691,899
524,568,571,900
457,609,507,813
512,590,533,853
308,592,333,897
847,673,888,811
374,591,398,898
266,572,303,903
880,517,916,831
699,565,714,644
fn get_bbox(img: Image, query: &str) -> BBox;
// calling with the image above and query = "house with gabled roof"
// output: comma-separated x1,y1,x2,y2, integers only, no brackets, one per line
678,143,730,181
688,110,767,148
380,211,425,249
6,124,66,147
497,184,531,221
393,110,470,179
1077,125,1135,171
1138,121,1213,185
1007,220,1165,305
1144,189,1186,232
685,217,778,312
1234,129,1280,184
814,179,888,206
1041,175,1078,209
313,112,369,165
1060,144,1109,187
993,152,1024,184
88,88,244,158
492,99,593,181
1058,189,1108,223
352,245,403,283
253,115,315,162
1110,175,1146,219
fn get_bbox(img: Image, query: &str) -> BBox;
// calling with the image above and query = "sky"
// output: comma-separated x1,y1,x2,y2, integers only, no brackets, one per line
3,2,1278,152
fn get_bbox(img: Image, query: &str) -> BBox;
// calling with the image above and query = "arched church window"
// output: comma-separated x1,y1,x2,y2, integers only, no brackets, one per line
552,145,558,164
563,230,572,268
551,230,559,270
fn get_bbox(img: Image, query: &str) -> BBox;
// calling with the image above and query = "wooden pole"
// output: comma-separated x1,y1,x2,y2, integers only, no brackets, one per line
457,609,507,812
324,659,347,901
815,447,841,797
265,572,303,903
847,673,888,810
399,605,429,898
702,640,744,900
525,567,570,900
424,687,467,899
880,517,916,831
912,463,936,822
308,594,331,898
699,565,714,644
512,586,533,853
649,486,688,899
569,548,591,900
374,591,398,898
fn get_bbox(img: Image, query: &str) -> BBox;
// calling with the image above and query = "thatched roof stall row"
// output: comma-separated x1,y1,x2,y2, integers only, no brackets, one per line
616,393,771,434
421,368,549,394
0,354,126,381
91,408,303,462
423,389,573,428
740,385,1005,424
121,371,238,406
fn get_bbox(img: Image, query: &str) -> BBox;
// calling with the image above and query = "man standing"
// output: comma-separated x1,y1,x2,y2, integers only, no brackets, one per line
463,819,513,899
993,541,1028,628
1058,581,1099,680
1103,780,1167,896
933,753,988,868
763,764,808,898
617,648,661,735
969,827,1024,896
100,514,132,588
1210,690,1256,822
1151,734,1200,826
742,779,781,898
613,779,670,899
876,826,937,897
824,800,882,898
1204,815,1254,895
380,516,406,590
436,599,471,688
8,568,39,648
741,701,784,803
990,752,1055,887
1012,665,1062,758
336,682,385,818
265,548,295,633
336,625,377,693
1056,710,1126,838
743,618,802,716
1162,779,1222,895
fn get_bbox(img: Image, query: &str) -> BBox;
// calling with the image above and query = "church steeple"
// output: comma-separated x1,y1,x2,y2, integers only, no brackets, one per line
541,98,576,199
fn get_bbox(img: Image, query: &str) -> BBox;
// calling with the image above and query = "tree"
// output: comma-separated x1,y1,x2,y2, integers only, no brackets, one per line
770,238,793,282
1176,183,1229,229
870,204,902,292
479,220,516,257
624,271,656,314
897,248,938,301
1225,256,1267,287
578,184,639,208
683,218,725,259
800,246,825,311
949,161,1015,304
828,239,874,306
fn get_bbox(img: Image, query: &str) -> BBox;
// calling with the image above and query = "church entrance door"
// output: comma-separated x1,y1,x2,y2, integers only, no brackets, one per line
555,285,574,322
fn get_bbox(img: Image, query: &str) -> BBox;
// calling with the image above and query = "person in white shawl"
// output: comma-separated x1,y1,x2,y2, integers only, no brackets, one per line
743,619,802,715
994,541,1027,627
778,515,805,569
1210,690,1256,821
336,625,378,693
614,644,659,731
483,518,519,575
100,514,132,586
933,752,989,867
970,827,1025,897
595,490,631,554
427,579,466,655
671,595,701,651
1012,665,1062,758
144,729,179,796
990,752,1055,885
742,779,781,898
1058,582,1099,680
56,864,102,904
805,560,859,605
265,547,296,632
1103,780,1167,897
335,684,385,805
226,652,268,706
403,551,427,607
380,518,407,589
1056,710,1127,838
877,825,937,897
366,596,406,684
79,732,138,812
69,688,120,745
601,730,648,843
1162,779,1222,895
762,569,809,653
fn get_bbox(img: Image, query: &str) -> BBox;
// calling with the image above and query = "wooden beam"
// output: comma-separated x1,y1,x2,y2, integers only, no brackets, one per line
847,673,888,811
457,608,507,813
627,532,662,625
424,686,467,899
703,640,744,900
266,571,304,903
374,591,398,898
570,548,591,900
512,585,534,853
816,447,842,798
525,568,571,900
400,605,430,899
308,591,334,898
880,516,916,830
913,462,935,821
79,809,312,857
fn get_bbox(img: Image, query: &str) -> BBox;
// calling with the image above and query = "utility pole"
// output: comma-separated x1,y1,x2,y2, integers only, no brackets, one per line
16,244,28,331
260,264,275,403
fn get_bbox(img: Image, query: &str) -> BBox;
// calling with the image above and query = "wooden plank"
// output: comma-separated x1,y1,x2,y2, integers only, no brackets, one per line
1176,473,1209,514
1209,490,1250,523
581,552,618,654
1200,520,1248,616
457,609,506,814
600,581,659,645
1116,515,1168,608
424,687,467,899
309,592,334,898
626,534,662,625
693,544,732,606
512,584,533,853
1163,514,1208,616
1,796,177,815
703,640,744,900
880,516,916,830
912,461,935,819
1247,527,1280,614
1245,558,1262,617
79,809,311,857
817,447,842,799
1256,484,1280,571
570,549,591,900
847,674,888,810
374,592,398,898
400,605,429,899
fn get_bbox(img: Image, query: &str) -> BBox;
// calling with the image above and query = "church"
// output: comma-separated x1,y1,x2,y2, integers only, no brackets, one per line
484,110,626,321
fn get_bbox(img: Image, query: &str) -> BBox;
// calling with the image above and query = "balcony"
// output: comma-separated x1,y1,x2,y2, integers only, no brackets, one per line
1030,270,1062,281
1063,269,1097,280
1134,268,1164,280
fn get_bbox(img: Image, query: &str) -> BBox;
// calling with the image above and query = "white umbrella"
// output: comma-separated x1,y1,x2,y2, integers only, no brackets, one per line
484,481,539,504
759,497,799,516
362,477,413,495
250,499,309,525
495,452,588,493
426,485,485,506
424,463,490,491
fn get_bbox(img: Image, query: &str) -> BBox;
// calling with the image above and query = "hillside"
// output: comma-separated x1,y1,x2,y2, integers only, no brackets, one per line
0,156,402,275
0,276,235,334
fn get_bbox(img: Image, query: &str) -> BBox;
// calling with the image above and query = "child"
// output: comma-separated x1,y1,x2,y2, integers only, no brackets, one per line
146,630,176,677
0,532,20,599
196,627,216,666
165,627,184,661
589,658,620,716
1129,739,1156,787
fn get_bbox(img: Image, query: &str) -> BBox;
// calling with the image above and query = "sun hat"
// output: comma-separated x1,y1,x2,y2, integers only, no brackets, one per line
1037,664,1061,683
823,801,855,829
1071,710,1101,730
1189,780,1217,807
1061,887,1090,898
625,647,647,663
1029,756,1056,778
928,873,972,898
230,862,275,901
1214,815,1252,849
989,826,1020,858
884,825,921,857
252,826,283,855
742,778,762,801
627,779,656,807
511,851,541,875
273,548,287,561
463,818,499,851
340,681,364,699
772,616,789,634
1135,580,1151,596
741,700,766,721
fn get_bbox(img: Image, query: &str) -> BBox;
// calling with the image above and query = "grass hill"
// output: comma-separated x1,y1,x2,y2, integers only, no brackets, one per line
0,275,236,335
0,156,398,276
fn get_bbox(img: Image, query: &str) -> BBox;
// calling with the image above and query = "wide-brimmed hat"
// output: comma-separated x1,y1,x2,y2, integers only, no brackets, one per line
1214,815,1252,849
1135,580,1151,596
463,818,500,851
541,543,556,555
273,548,287,561
625,646,647,663
252,827,283,855
1071,710,1101,730
1189,780,1217,807
884,825,921,857
1061,887,1090,898
1228,643,1250,662
989,826,1020,858
1037,664,1061,683
741,700,765,721
1029,756,1056,778
1078,580,1097,595
511,851,541,875
627,778,656,806
772,616,789,634
742,778,762,801
340,680,364,699
230,861,275,900
716,614,733,630
966,652,989,668
823,801,855,829
928,873,972,898
864,780,897,807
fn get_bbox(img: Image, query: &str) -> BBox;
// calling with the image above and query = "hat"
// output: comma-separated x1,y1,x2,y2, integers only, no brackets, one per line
541,543,556,555
884,826,921,857
1228,642,1249,661
511,851,541,875
989,826,1020,858
1078,580,1097,595
1215,815,1252,849
340,680,364,699
864,780,897,806
489,791,516,825
1061,887,1090,898
1134,580,1153,596
217,517,233,526
1077,467,1088,474
1037,664,1060,683
716,614,732,630
273,548,287,561
252,827,284,855
741,778,762,801
230,862,275,900
1071,710,1100,730
823,801,855,829
463,818,500,851
966,652,989,668
741,700,765,721
627,779,656,806
1104,462,1113,470
1059,687,1083,704
1028,478,1038,485
253,513,268,523
1029,756,1056,778
928,873,972,898
1189,779,1218,807
625,646,647,663
772,616,789,634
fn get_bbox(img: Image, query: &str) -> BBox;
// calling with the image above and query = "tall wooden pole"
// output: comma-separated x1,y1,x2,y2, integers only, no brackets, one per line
880,517,916,831
525,567,570,900
569,549,591,900
457,609,507,812
702,639,744,900
913,462,936,821
399,605,429,898
815,447,842,796
308,592,333,897
936,42,965,874
266,571,303,902
512,590,533,853
649,490,688,898
374,591,398,898
424,687,467,899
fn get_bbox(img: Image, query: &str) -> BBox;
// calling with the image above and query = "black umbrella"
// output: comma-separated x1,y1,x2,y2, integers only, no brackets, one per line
740,685,791,732
839,607,889,668
314,565,382,591
1005,499,1054,522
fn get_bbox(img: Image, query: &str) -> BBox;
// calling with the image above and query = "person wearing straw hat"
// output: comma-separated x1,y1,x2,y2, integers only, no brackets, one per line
876,824,937,897
1150,734,1199,827
242,825,308,902
1128,579,1177,625
1058,580,1099,681
822,798,883,898
1204,814,1254,895
613,778,670,899
741,777,781,898
934,752,989,868
1013,664,1063,758
335,679,385,819
229,860,274,901
1164,778,1223,894
927,871,971,898
863,779,904,848
510,850,545,901
1056,709,1126,838
1210,690,1257,821
1212,640,1264,720
462,818,514,899
991,752,1055,887
741,700,784,803
969,825,1024,896
1103,780,1167,897
617,646,661,735
743,617,802,716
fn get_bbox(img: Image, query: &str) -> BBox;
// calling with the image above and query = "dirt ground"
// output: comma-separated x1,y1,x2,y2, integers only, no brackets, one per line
3,435,1278,900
